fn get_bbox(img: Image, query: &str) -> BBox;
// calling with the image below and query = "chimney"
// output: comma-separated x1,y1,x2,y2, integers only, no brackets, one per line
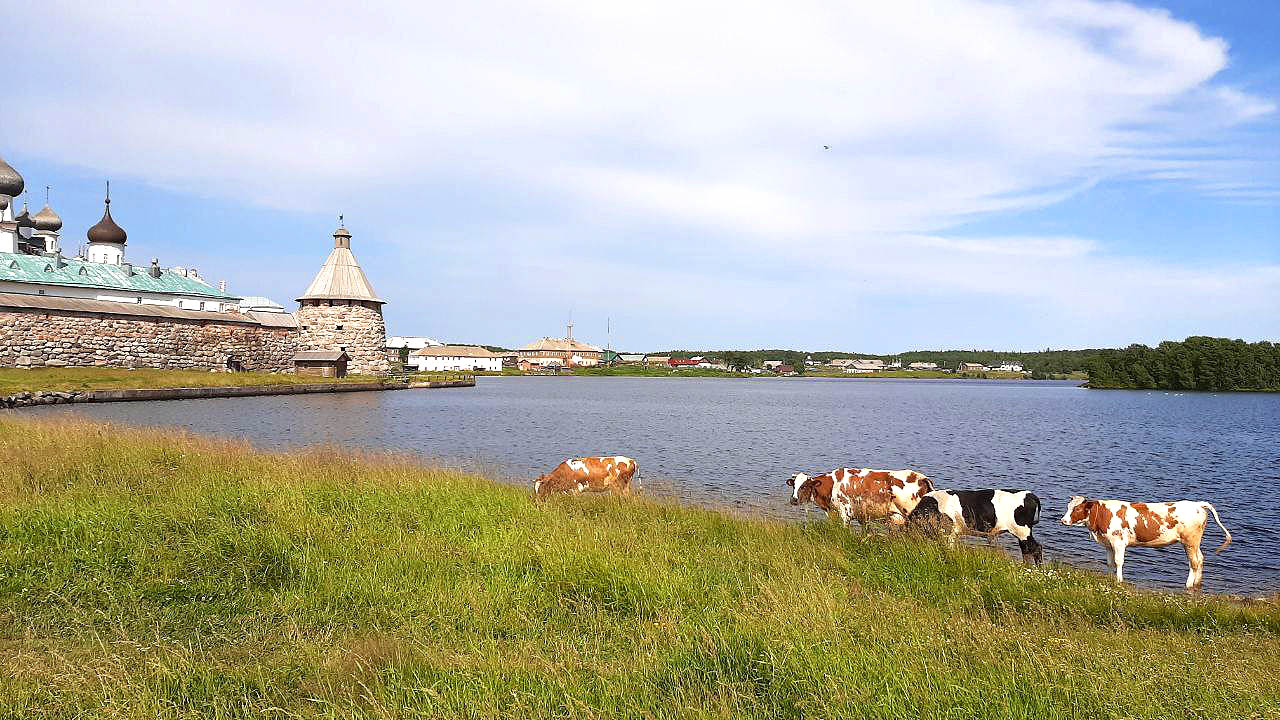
149,258,162,278
121,261,133,276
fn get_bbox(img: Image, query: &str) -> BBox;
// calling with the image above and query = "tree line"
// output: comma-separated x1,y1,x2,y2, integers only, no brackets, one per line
1085,337,1280,391
652,348,1101,375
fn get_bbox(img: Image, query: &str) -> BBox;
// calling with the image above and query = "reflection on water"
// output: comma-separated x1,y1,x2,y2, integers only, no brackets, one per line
28,376,1280,595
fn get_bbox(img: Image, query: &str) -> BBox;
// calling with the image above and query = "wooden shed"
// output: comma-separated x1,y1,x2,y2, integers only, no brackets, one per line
293,350,350,378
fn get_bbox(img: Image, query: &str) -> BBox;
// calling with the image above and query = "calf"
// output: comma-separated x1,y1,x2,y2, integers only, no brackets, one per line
907,489,1043,564
534,456,638,500
1060,496,1232,589
788,468,932,529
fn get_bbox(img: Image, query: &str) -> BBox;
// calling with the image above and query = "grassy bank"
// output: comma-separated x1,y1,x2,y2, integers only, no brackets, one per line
0,368,377,395
1,416,1277,718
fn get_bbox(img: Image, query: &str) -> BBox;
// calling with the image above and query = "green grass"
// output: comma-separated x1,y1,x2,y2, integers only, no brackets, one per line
1,416,1277,718
0,368,380,395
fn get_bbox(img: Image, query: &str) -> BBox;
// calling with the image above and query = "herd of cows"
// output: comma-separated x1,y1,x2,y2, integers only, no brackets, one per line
533,455,1234,590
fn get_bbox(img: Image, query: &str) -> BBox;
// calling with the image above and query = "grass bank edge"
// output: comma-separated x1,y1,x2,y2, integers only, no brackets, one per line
0,367,388,395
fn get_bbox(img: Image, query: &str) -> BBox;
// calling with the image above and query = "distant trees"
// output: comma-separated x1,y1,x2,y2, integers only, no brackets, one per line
1085,337,1280,391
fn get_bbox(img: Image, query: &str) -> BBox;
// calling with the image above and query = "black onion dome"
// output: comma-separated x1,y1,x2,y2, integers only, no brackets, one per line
33,204,62,232
15,204,33,230
87,199,127,244
0,155,23,198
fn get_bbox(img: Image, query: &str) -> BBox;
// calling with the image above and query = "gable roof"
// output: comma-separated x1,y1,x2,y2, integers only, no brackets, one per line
517,336,602,353
411,345,499,358
297,245,383,304
0,252,236,300
293,350,349,362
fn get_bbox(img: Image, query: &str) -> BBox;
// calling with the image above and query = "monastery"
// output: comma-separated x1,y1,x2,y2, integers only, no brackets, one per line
0,154,388,374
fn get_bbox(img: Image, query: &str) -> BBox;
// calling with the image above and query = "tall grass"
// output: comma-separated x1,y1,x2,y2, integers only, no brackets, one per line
1,416,1276,718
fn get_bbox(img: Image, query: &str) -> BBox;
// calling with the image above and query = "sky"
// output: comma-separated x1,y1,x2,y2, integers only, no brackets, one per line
3,0,1277,353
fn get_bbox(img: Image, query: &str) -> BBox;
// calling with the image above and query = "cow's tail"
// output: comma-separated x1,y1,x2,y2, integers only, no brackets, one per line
1204,503,1232,553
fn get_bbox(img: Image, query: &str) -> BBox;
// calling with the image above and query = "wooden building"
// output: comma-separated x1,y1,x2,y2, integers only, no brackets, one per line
293,350,349,378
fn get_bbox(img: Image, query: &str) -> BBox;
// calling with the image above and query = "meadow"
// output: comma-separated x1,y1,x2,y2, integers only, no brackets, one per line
1,415,1277,719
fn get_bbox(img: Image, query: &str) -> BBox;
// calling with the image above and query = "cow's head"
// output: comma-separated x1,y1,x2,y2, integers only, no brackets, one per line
533,475,549,501
1061,496,1093,526
787,473,810,505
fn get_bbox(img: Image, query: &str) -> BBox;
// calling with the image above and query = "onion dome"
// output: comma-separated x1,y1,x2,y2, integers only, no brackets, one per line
87,192,127,245
0,155,23,198
33,204,62,232
15,203,33,230
0,195,8,212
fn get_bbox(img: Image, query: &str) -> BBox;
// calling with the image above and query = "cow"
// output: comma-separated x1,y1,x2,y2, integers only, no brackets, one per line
788,468,932,530
906,489,1044,564
1060,496,1232,590
534,456,638,500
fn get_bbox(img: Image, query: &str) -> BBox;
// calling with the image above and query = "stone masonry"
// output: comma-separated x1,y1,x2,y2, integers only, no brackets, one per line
294,301,390,375
0,308,298,371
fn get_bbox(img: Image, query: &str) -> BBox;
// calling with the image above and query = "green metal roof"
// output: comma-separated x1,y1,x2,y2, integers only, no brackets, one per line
0,252,237,300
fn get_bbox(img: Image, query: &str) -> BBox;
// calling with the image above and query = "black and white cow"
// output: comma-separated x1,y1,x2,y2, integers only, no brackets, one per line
907,489,1043,564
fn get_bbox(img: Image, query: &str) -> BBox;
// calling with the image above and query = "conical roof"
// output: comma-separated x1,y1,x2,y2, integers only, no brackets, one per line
296,224,384,304
0,155,23,198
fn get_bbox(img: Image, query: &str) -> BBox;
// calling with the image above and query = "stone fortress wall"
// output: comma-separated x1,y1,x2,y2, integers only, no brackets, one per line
0,306,298,371
295,301,390,375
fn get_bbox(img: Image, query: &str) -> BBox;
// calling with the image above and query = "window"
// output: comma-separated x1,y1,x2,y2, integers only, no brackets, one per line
199,302,206,311
336,325,343,330
136,297,142,304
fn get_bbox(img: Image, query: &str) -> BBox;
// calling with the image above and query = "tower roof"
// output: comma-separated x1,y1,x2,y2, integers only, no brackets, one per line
296,223,384,304
0,155,23,198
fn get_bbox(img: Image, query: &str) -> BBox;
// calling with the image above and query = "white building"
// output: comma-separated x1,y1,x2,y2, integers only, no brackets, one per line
908,362,939,370
387,335,444,351
994,363,1025,373
409,345,502,372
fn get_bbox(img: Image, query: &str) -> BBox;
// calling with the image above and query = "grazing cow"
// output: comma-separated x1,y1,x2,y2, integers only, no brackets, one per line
1060,496,1232,589
534,456,638,500
907,489,1044,564
788,468,932,529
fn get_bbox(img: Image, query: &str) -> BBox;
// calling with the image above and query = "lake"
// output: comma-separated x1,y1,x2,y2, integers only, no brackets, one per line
28,376,1280,595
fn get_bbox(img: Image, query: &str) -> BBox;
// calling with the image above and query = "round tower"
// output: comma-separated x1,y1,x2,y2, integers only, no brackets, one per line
295,221,389,375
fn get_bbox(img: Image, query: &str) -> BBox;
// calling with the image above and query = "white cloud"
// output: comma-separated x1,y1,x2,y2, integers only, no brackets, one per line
5,0,1277,349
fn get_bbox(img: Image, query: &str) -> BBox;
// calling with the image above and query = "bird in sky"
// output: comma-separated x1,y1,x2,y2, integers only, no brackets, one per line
823,145,830,150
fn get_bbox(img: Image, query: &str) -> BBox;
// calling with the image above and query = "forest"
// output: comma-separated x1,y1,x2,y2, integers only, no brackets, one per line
1084,337,1280,391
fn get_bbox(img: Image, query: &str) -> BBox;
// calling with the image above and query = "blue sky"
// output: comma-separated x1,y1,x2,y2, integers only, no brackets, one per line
4,0,1277,353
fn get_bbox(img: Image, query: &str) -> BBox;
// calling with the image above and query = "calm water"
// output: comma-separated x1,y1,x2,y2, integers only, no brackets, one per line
28,377,1280,595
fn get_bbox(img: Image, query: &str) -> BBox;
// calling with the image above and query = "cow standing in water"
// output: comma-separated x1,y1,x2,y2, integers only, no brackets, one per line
907,489,1044,564
1060,496,1232,590
534,456,638,500
788,468,933,530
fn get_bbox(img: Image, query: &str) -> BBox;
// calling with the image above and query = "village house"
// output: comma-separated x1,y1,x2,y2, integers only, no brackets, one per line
644,355,671,367
908,362,939,370
958,362,986,372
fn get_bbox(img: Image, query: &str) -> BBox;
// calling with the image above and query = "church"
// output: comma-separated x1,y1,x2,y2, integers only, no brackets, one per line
0,153,388,374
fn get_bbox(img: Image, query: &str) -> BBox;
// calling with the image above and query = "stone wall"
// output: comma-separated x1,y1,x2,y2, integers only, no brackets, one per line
0,307,298,371
295,301,389,375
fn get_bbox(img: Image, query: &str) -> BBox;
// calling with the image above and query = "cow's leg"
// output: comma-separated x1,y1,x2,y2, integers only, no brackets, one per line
1104,544,1117,580
1185,540,1205,591
1111,543,1127,583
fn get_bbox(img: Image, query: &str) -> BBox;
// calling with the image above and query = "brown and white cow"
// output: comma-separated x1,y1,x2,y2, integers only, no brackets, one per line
534,456,638,500
1060,496,1232,589
788,468,933,529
